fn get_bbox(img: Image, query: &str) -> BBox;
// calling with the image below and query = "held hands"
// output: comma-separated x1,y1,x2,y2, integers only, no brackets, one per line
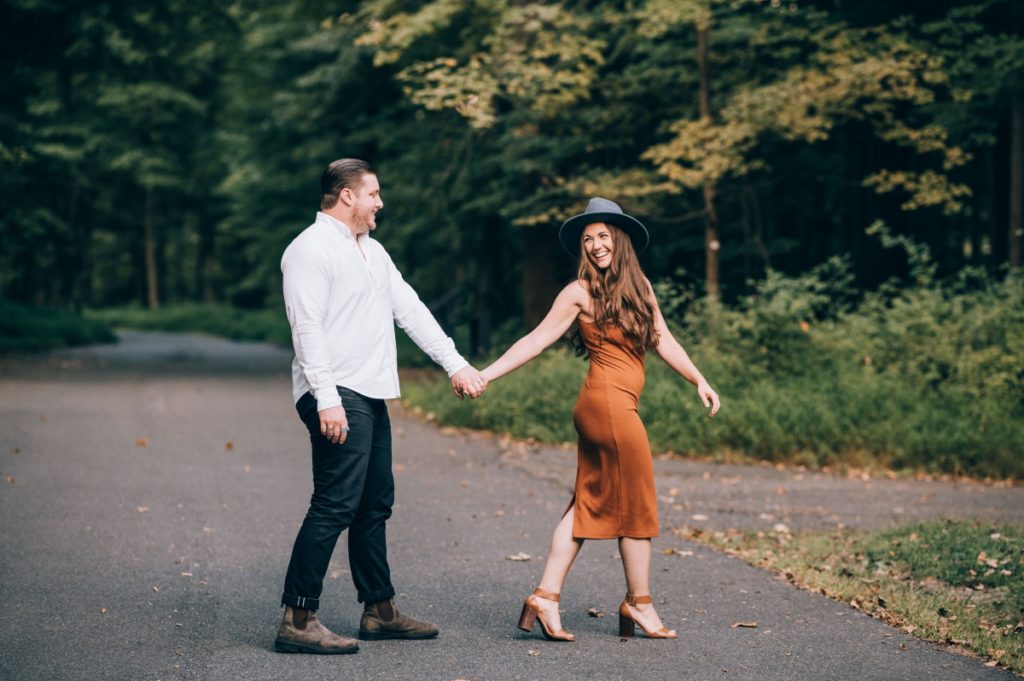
451,366,488,400
697,379,721,417
318,404,349,444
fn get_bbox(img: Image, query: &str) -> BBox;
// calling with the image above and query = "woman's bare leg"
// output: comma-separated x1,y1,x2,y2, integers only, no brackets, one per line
533,506,583,632
619,537,675,635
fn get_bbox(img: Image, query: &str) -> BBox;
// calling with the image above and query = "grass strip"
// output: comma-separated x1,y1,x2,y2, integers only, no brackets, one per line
0,299,115,353
675,519,1024,673
85,304,293,346
85,304,447,367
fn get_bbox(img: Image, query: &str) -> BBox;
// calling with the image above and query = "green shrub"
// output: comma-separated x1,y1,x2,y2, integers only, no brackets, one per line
403,243,1024,479
0,299,116,353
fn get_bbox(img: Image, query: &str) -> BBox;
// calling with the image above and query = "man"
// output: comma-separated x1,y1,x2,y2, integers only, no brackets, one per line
274,158,487,655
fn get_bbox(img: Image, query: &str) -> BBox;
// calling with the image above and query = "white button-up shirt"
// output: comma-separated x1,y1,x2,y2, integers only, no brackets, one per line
281,212,468,409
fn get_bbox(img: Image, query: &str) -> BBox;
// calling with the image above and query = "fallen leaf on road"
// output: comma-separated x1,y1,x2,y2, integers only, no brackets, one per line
668,487,678,496
691,514,709,521
663,548,693,556
181,572,193,577
528,649,540,656
506,552,531,561
135,438,149,447
587,608,605,618
137,506,149,513
6,476,15,484
152,586,159,592
731,622,757,629
224,441,233,450
100,608,108,614
460,480,470,488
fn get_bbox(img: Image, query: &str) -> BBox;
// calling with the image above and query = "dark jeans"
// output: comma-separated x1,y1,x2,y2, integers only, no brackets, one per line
281,386,396,610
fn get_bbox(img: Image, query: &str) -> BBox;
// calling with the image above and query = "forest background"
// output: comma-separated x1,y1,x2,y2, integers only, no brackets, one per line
2,0,1022,478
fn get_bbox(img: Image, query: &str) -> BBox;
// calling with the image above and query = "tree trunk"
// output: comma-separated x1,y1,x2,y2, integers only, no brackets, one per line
144,186,160,309
520,225,565,329
697,22,721,301
195,211,216,303
1011,91,1022,269
472,214,503,355
743,183,771,272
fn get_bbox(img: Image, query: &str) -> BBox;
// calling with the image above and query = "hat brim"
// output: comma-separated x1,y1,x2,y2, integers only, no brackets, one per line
558,211,649,256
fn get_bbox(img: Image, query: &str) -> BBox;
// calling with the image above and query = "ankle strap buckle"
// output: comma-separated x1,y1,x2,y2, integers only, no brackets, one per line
625,593,652,606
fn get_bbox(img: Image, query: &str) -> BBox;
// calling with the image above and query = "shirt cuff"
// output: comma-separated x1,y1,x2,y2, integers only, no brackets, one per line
445,358,471,378
314,387,342,411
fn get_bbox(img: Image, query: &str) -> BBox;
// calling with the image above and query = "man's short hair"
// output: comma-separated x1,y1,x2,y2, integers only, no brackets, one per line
320,158,374,210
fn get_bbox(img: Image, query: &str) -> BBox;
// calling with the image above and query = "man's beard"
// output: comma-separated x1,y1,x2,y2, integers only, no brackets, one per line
353,208,376,232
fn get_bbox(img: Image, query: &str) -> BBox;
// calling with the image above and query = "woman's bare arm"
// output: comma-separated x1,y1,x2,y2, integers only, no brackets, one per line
481,282,586,382
650,285,721,416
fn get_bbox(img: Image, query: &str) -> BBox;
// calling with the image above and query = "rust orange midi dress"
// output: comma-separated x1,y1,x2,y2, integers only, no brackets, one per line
570,319,658,539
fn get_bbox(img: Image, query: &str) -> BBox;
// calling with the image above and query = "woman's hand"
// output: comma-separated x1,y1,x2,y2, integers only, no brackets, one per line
697,380,720,417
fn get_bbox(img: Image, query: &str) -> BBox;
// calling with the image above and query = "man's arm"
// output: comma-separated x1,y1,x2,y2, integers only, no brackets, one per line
383,250,485,398
282,241,349,442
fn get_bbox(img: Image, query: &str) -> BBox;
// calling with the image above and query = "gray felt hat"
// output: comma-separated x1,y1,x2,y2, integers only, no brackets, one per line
558,197,649,256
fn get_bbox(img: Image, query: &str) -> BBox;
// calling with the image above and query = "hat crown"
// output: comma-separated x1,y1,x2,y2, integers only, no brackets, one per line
558,196,649,256
585,197,623,215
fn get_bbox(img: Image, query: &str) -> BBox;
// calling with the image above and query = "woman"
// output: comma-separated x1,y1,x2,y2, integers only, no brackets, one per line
480,197,720,641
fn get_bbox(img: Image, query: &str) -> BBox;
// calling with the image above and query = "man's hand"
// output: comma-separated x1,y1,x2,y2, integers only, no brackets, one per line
451,366,488,400
319,405,349,444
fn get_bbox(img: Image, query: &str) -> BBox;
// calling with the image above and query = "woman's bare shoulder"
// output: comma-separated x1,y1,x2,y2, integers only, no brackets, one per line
564,279,592,302
564,280,595,321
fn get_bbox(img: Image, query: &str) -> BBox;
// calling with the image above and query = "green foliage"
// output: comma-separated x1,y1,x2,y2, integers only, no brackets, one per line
5,0,1023,323
86,304,292,347
404,248,1024,478
0,299,115,354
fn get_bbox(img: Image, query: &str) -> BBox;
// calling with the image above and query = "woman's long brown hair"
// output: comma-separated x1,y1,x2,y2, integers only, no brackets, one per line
576,222,659,354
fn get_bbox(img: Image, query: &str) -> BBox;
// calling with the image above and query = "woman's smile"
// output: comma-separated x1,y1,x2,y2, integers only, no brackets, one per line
582,222,614,269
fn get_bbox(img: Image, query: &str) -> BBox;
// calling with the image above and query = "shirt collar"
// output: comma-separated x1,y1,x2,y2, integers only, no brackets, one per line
316,211,362,243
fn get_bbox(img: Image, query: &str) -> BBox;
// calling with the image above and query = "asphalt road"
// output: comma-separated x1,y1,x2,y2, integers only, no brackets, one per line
1,331,1020,681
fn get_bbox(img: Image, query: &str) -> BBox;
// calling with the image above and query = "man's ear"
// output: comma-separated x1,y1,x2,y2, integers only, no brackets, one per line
338,186,354,207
